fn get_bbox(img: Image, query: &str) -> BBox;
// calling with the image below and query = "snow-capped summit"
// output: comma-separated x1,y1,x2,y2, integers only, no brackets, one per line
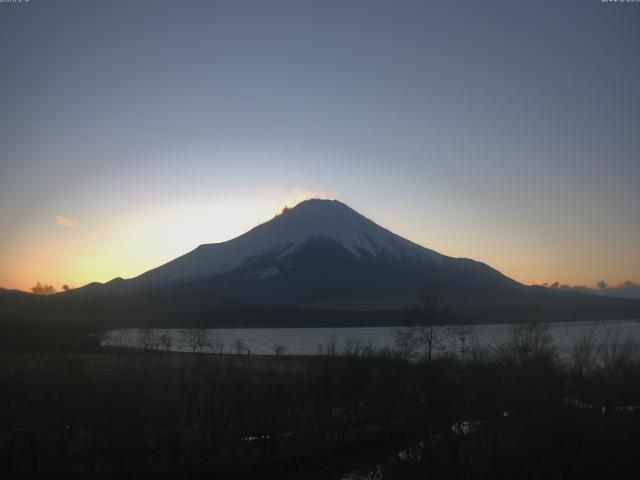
263,198,446,262
132,199,443,287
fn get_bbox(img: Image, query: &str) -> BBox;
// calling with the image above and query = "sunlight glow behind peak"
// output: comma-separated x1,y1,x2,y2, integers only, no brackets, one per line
276,188,335,216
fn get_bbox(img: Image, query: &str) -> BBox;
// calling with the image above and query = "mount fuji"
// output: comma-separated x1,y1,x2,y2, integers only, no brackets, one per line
91,199,522,302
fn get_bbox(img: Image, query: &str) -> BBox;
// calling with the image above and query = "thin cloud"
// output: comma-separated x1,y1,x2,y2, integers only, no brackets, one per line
55,214,78,228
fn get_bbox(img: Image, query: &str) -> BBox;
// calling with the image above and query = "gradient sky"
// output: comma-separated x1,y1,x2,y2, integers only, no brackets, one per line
1,0,639,292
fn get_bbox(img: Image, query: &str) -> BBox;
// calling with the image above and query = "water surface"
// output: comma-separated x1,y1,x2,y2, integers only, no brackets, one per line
103,319,640,358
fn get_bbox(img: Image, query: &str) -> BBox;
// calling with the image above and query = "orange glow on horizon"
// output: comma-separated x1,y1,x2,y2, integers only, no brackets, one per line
1,189,340,293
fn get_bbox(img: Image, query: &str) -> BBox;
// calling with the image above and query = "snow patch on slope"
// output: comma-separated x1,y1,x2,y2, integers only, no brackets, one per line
245,266,280,280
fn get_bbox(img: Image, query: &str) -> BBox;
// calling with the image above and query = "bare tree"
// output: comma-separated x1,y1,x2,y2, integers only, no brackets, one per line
233,338,246,355
343,337,375,357
272,343,287,356
158,333,173,352
180,329,211,354
210,332,225,354
569,323,600,379
393,287,448,362
598,327,638,380
137,329,161,351
496,323,557,368
316,335,338,356
447,324,475,363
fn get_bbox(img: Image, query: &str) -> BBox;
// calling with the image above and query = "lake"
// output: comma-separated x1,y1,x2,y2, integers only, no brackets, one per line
103,319,640,358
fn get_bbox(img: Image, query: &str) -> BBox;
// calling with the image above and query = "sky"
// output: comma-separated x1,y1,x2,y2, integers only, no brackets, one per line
1,0,639,292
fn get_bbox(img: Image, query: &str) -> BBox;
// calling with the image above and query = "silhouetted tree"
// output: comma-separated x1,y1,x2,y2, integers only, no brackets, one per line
137,328,161,351
158,332,173,352
393,286,449,362
569,323,600,380
180,328,210,353
317,336,338,356
31,282,56,295
234,338,246,355
448,323,475,362
210,332,225,354
496,322,557,368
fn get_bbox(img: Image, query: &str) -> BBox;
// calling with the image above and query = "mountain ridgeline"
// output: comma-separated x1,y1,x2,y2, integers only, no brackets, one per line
85,199,522,300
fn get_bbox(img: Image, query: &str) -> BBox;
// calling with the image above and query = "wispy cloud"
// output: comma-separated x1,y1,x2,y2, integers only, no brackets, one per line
55,214,78,228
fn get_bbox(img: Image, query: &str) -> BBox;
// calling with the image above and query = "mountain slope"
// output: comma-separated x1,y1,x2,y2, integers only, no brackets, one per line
95,199,522,300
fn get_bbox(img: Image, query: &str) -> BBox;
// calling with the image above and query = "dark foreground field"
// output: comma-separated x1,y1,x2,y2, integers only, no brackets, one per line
2,333,640,480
